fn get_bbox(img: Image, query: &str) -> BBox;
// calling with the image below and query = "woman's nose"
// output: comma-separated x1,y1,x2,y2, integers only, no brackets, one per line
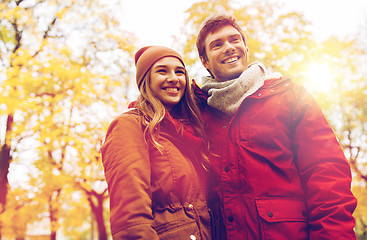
167,72,179,83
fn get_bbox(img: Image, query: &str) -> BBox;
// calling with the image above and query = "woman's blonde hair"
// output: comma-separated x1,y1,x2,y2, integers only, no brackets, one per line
135,68,210,170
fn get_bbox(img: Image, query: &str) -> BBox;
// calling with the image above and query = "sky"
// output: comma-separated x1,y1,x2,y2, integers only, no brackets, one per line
118,0,367,48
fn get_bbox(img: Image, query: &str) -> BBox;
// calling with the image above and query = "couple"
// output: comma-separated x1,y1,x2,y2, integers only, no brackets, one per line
101,15,357,240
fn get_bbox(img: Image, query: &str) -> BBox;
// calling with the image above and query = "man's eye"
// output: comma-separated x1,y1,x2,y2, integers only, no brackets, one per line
232,38,240,43
211,42,222,49
176,70,185,74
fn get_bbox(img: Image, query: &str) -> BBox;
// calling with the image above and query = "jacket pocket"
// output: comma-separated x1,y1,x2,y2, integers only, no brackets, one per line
155,220,200,240
153,207,203,240
255,198,309,240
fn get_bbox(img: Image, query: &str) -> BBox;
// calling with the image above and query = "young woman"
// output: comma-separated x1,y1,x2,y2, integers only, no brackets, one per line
101,46,212,240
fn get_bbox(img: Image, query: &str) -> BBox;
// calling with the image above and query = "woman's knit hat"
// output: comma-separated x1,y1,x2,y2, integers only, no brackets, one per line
134,46,185,87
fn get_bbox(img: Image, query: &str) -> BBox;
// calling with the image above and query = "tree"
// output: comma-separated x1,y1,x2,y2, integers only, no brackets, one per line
352,185,367,238
317,36,367,239
0,0,63,237
304,36,367,186
73,127,111,240
0,186,42,240
1,0,135,238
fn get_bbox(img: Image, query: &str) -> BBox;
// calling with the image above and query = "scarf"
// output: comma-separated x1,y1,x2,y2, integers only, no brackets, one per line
201,63,282,116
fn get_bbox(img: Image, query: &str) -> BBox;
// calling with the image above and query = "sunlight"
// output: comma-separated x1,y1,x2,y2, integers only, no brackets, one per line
305,63,334,93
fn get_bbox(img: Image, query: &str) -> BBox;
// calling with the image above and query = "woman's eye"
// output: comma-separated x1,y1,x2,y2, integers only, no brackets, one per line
176,70,185,74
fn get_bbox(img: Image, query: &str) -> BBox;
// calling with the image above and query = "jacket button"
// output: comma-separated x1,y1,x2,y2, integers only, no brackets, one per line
228,216,234,222
223,125,227,129
224,166,230,172
270,89,275,92
188,204,194,209
257,93,262,96
190,235,196,240
302,211,307,217
267,211,273,218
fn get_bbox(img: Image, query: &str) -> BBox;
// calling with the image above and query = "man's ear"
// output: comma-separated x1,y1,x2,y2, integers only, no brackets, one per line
200,56,210,70
200,56,214,78
246,46,249,62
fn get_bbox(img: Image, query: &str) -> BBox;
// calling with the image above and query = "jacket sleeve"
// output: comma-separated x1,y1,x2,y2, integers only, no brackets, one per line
292,85,357,239
101,113,159,239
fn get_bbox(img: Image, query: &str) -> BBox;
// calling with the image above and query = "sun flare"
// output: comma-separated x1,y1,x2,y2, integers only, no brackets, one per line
305,63,334,93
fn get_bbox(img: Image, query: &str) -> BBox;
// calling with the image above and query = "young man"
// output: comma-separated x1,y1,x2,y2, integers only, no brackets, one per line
193,14,357,240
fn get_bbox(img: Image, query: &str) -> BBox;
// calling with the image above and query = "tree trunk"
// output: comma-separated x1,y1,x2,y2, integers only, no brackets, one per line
49,189,61,240
95,194,107,240
0,114,14,240
87,190,107,240
50,202,58,240
0,144,10,240
0,144,11,207
0,114,13,208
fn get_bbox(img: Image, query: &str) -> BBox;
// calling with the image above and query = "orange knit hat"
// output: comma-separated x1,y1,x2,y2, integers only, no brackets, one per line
134,46,185,87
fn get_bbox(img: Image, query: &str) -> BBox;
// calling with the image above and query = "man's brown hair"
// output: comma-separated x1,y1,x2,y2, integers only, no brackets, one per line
196,14,247,62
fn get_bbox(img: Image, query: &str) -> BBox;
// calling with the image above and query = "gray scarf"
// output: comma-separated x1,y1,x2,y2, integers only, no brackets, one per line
201,63,282,116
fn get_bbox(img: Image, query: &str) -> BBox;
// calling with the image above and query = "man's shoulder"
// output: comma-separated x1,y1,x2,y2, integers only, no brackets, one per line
263,76,291,87
255,76,293,96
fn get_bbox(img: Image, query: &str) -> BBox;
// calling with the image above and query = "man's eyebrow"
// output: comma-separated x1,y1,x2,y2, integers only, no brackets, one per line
229,33,242,38
208,34,242,47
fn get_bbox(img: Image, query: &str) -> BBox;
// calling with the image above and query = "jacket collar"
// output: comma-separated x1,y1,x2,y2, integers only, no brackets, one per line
248,77,292,99
193,77,292,99
192,79,208,100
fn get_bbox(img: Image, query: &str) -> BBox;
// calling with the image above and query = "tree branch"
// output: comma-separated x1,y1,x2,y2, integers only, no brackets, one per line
33,16,58,57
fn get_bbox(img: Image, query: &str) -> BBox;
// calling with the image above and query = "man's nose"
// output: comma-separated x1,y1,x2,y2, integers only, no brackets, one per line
223,41,235,54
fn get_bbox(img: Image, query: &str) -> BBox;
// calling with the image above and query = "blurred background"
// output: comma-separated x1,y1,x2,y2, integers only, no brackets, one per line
0,0,366,239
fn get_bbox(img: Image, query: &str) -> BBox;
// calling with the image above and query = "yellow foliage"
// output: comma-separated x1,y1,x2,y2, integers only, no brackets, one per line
352,185,367,236
1,0,135,237
0,187,42,239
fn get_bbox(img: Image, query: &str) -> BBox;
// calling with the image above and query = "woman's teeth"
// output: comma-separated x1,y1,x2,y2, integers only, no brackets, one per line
166,88,178,92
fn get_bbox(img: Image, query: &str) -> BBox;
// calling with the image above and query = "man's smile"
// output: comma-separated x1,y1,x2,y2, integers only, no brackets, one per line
222,56,240,64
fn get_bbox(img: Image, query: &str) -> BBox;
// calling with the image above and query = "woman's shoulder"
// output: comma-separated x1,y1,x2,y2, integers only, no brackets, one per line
119,108,139,118
110,108,142,127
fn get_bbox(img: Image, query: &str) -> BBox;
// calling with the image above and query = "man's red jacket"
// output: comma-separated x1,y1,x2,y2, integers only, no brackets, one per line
193,77,357,240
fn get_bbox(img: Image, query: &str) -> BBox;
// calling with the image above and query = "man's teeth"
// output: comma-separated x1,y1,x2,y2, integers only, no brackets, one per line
224,57,238,64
